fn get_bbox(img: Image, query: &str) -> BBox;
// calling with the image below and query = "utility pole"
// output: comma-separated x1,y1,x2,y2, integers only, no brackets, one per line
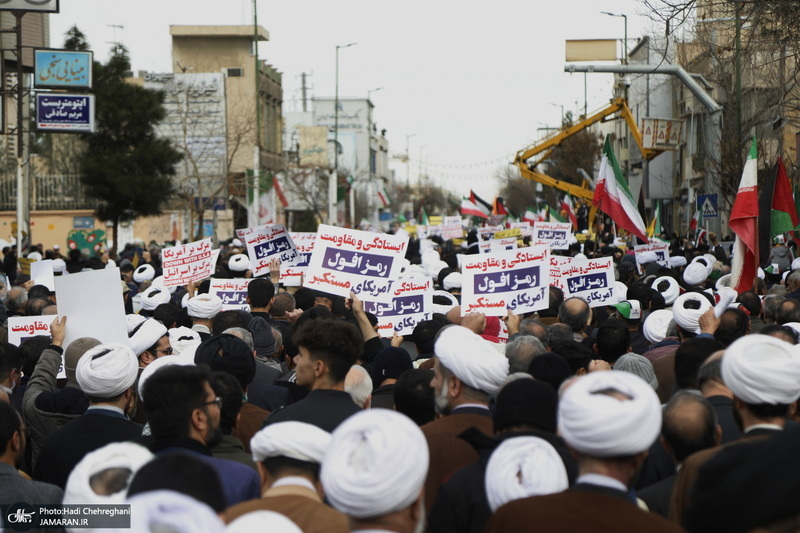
301,72,308,112
331,42,357,225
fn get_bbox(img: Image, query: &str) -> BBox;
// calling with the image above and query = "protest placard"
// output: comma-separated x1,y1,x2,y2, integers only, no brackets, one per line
461,246,550,316
489,237,518,253
209,278,251,311
494,228,522,240
280,232,315,287
479,241,492,254
17,257,35,275
560,256,618,307
508,222,533,238
243,224,298,277
363,278,433,336
162,238,213,287
8,316,52,346
31,259,55,291
532,222,572,250
478,225,503,239
55,267,128,376
634,242,670,265
304,225,408,302
441,217,464,240
548,255,573,291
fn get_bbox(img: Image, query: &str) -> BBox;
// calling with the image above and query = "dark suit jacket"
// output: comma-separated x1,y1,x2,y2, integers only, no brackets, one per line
264,389,360,432
232,402,270,453
639,474,676,517
253,360,283,386
247,382,293,412
224,483,348,533
706,395,744,444
33,409,143,489
486,483,684,533
421,406,493,515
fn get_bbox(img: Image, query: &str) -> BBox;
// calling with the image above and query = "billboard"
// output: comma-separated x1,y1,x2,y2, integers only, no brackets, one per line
36,94,94,133
34,49,92,89
298,125,329,167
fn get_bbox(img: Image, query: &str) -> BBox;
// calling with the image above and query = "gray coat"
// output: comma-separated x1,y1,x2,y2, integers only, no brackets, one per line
0,462,63,505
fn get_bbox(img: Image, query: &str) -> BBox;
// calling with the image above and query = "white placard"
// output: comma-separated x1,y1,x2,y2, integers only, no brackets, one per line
243,224,299,277
208,278,252,311
304,225,408,303
363,279,433,336
548,255,573,291
509,221,533,238
31,259,55,291
280,232,316,287
461,246,550,316
532,222,572,250
55,267,128,352
162,238,214,287
560,257,618,307
634,242,670,266
489,237,518,253
8,316,52,346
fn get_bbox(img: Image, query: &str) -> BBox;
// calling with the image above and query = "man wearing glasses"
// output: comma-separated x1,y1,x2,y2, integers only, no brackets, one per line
129,318,174,368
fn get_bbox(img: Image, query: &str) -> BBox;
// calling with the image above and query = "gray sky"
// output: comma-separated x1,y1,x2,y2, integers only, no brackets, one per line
50,0,661,204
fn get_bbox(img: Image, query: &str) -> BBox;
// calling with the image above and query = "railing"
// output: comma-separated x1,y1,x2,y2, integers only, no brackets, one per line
0,174,101,211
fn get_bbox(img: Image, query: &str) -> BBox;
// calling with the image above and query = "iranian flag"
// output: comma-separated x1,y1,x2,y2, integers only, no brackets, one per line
689,207,702,234
561,193,578,229
594,136,649,242
522,208,538,223
730,137,759,293
377,184,392,208
461,198,488,219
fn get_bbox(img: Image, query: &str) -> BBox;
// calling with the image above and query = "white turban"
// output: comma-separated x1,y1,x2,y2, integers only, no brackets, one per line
187,294,223,319
429,260,449,278
667,255,687,268
642,309,673,345
683,263,708,286
614,281,628,301
652,276,680,306
138,354,194,400
231,238,243,248
432,290,459,315
128,490,224,533
52,258,67,274
226,511,301,533
169,326,201,357
321,409,428,519
434,325,509,395
250,421,331,464
27,251,42,261
758,267,765,280
228,254,251,272
722,334,800,405
421,249,440,269
75,343,139,398
558,371,661,458
64,442,153,506
792,257,800,271
484,437,569,512
129,318,168,357
637,251,658,265
574,253,587,260
126,313,147,335
140,287,171,311
715,274,732,290
406,265,428,279
443,272,463,290
151,275,177,295
672,292,712,334
133,264,155,283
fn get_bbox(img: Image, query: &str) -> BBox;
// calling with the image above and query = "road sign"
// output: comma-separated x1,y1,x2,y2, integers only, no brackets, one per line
698,194,718,218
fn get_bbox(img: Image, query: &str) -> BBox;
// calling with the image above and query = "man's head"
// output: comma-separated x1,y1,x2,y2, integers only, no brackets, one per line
129,319,171,367
194,334,256,391
737,291,762,318
493,378,558,434
208,371,244,436
344,365,372,409
547,323,575,347
63,442,153,505
505,335,546,374
4,287,27,314
549,340,593,376
127,453,225,513
75,343,139,410
271,292,296,318
675,337,724,390
661,392,721,463
321,409,428,529
764,294,786,323
786,270,800,293
141,365,222,448
0,343,22,390
211,309,253,334
0,399,25,467
186,294,223,323
776,298,800,325
715,308,750,347
246,279,275,310
431,325,509,415
394,369,435,426
251,421,330,493
518,318,548,344
558,297,591,334
595,319,631,365
412,320,445,357
19,335,50,379
292,319,362,390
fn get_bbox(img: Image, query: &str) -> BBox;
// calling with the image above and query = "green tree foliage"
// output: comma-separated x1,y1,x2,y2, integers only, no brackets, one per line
80,43,182,256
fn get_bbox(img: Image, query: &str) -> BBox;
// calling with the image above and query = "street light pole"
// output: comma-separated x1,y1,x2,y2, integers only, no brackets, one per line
331,42,357,226
601,11,628,64
549,102,565,125
405,133,416,186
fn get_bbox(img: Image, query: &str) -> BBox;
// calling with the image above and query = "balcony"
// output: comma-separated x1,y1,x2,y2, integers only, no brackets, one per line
0,174,101,211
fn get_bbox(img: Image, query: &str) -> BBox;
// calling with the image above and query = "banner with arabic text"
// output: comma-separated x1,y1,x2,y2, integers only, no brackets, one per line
8,316,52,346
209,278,252,311
634,242,670,267
363,278,433,336
280,232,316,287
461,246,550,316
560,256,618,307
489,237,518,253
304,225,408,303
241,224,298,277
162,238,214,287
532,222,572,250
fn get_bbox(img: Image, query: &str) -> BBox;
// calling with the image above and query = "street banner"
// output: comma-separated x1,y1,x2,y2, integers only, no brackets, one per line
532,222,572,250
494,228,522,240
363,278,433,336
162,238,213,287
461,246,550,316
560,256,618,307
304,225,408,302
243,224,298,277
209,278,251,311
280,232,315,287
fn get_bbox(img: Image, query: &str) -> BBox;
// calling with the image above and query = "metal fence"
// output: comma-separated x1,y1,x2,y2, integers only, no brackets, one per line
0,174,100,211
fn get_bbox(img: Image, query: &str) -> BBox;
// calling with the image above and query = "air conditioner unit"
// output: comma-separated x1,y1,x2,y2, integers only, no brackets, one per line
225,68,243,77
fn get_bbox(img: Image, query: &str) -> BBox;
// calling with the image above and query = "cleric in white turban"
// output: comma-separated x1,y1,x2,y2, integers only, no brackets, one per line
484,436,569,512
558,371,661,458
228,254,251,273
139,287,171,314
133,264,155,283
652,276,680,306
64,442,153,506
668,255,688,269
722,334,800,406
672,292,712,335
129,318,168,357
434,325,509,396
128,490,224,533
683,262,708,287
250,421,331,464
226,511,301,533
643,309,674,345
637,251,659,265
321,409,428,522
75,343,139,399
187,293,223,319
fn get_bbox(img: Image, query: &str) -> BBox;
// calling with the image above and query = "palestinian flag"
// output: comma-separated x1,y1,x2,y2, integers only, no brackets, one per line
729,137,760,293
759,156,799,265
470,190,492,217
461,198,488,219
594,136,649,242
493,197,509,216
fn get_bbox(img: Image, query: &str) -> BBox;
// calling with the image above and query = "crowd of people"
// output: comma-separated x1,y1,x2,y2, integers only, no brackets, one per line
0,226,799,532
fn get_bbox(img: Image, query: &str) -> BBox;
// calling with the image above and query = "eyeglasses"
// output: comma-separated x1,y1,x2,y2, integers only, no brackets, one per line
199,397,222,409
155,347,173,355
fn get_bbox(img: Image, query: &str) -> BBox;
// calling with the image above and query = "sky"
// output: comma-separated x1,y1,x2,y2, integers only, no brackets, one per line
49,0,664,202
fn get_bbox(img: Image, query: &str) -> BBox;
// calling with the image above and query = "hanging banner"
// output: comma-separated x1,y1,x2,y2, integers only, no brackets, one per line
280,232,316,287
532,222,572,250
304,225,408,302
208,278,251,311
560,256,618,307
162,238,213,287
363,278,433,336
242,224,298,277
461,246,550,316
